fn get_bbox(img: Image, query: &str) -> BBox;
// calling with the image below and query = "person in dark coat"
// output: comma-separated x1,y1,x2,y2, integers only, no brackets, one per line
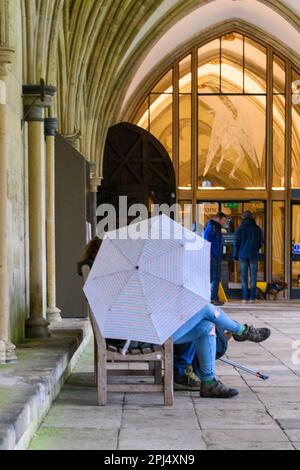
235,211,264,303
203,212,228,306
77,236,102,277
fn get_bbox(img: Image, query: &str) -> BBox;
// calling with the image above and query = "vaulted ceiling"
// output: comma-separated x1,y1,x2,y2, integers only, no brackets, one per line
18,0,300,174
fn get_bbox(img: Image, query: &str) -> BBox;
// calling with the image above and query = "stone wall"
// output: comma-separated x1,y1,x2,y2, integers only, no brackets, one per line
6,0,27,344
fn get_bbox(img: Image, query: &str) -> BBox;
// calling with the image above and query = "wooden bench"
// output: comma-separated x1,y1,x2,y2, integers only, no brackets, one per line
82,266,174,406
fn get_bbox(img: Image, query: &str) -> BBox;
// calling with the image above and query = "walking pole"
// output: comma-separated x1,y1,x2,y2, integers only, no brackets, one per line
219,357,269,381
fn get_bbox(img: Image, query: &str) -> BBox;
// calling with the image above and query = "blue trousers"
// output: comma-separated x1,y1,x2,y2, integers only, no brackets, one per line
174,327,228,376
240,259,258,301
174,342,197,376
211,256,221,301
172,304,243,381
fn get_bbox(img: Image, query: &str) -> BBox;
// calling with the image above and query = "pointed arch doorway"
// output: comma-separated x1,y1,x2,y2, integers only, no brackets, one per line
97,122,176,229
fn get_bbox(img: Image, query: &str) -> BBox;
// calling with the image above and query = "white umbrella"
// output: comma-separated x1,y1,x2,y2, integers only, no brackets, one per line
83,214,211,345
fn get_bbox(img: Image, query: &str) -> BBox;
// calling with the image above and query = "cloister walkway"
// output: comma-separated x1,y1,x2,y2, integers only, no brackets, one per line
29,301,300,450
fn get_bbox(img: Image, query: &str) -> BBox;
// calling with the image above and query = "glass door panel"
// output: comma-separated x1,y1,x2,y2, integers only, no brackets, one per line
291,203,300,298
220,201,266,296
221,202,243,293
195,200,266,297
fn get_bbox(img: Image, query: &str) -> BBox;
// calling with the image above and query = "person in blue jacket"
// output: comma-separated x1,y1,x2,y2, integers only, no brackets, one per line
203,212,228,306
235,211,264,303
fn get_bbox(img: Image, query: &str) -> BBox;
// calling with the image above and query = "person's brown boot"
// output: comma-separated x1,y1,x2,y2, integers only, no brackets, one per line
200,379,239,398
174,365,200,391
233,324,271,343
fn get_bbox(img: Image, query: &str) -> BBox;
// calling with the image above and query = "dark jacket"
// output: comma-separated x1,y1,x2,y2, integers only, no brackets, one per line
235,218,264,261
77,258,94,276
203,219,223,260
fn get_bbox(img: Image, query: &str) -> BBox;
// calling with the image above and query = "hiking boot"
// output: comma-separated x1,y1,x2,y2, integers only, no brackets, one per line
174,366,200,391
186,365,200,383
233,324,271,343
200,379,239,398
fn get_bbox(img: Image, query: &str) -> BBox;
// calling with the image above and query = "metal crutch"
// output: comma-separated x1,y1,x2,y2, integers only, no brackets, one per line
219,357,269,380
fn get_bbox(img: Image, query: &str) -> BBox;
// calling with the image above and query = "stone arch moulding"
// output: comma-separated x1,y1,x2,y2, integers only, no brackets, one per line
121,19,300,123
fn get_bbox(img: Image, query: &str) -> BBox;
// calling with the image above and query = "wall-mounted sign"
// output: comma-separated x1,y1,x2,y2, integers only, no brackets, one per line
197,203,219,214
222,233,236,245
293,244,300,254
224,203,239,209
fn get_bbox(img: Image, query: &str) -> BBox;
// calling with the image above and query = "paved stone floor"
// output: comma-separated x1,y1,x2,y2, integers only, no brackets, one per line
29,302,300,450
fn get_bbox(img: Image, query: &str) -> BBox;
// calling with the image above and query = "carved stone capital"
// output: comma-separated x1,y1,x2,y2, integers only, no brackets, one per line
90,176,103,193
22,84,57,122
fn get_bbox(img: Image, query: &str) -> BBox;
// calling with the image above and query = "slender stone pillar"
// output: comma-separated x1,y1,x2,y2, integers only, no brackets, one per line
89,166,102,238
23,84,56,338
45,118,62,322
0,46,17,363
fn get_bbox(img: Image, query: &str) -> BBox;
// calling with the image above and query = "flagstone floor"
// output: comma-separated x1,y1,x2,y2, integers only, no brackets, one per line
28,301,300,450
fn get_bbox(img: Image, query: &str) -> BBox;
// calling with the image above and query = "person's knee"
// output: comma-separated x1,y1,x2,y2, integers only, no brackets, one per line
214,309,221,320
209,325,216,336
205,303,215,313
203,303,221,320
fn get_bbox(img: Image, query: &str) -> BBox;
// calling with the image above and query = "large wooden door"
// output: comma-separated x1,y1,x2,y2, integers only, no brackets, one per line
98,123,176,227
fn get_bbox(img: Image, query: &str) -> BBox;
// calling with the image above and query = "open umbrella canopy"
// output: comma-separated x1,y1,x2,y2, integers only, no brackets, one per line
83,215,211,345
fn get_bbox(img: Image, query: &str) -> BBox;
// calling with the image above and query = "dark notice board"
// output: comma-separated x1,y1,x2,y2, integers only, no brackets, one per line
55,134,90,318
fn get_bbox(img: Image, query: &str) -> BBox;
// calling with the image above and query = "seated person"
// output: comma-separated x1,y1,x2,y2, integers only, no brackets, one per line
79,238,271,398
172,304,270,398
77,236,102,275
78,237,153,352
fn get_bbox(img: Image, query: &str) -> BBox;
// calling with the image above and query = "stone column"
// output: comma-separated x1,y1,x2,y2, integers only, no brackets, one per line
0,46,17,363
23,84,56,338
45,118,62,322
89,166,102,238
